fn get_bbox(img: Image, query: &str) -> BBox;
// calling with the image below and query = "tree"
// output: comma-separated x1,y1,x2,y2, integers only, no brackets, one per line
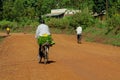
3,0,15,21
108,0,120,17
93,0,106,15
0,0,3,20
35,0,57,20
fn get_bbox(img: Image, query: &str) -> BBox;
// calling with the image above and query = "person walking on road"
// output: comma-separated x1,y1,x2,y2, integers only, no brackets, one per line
76,26,82,44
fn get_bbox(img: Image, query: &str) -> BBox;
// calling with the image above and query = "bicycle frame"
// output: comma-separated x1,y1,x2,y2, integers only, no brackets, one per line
40,42,50,64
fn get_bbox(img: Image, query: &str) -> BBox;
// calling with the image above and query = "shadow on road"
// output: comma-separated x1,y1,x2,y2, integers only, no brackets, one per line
39,60,56,64
47,60,56,64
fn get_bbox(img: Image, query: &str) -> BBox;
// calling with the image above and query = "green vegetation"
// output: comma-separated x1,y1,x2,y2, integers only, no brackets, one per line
0,0,120,46
0,37,2,42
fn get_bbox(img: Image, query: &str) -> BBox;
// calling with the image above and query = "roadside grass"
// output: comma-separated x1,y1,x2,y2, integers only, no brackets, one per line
0,26,119,46
83,27,120,46
50,28,63,34
104,33,120,46
0,37,2,42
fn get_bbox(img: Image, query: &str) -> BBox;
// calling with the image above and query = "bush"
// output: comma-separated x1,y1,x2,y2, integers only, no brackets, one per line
47,10,94,31
47,18,69,29
106,14,120,34
0,19,39,33
0,20,18,30
69,10,94,30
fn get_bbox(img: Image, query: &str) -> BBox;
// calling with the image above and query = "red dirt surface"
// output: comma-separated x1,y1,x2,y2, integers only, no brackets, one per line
0,33,120,80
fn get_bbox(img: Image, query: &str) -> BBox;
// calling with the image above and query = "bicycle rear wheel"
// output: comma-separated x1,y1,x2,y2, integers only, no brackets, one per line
44,46,49,64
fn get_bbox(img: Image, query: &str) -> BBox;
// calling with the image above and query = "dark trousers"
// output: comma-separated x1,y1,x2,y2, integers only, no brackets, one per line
39,45,43,58
77,34,82,43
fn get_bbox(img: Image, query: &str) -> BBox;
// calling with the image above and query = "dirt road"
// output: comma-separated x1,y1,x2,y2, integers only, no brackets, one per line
0,33,120,80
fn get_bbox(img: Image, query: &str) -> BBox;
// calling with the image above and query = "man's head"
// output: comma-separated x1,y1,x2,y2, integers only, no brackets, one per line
40,19,45,24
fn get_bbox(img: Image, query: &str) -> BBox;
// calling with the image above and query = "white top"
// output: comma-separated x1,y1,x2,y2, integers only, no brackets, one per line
35,24,51,38
76,26,82,34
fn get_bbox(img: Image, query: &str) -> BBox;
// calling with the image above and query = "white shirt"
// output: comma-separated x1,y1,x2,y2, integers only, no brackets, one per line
76,26,82,34
35,24,51,38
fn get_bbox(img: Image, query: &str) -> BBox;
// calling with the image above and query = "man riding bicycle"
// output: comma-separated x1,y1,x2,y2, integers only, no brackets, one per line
6,27,10,36
35,19,55,63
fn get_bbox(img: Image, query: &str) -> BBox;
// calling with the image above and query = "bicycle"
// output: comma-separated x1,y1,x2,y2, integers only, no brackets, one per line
39,42,50,64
